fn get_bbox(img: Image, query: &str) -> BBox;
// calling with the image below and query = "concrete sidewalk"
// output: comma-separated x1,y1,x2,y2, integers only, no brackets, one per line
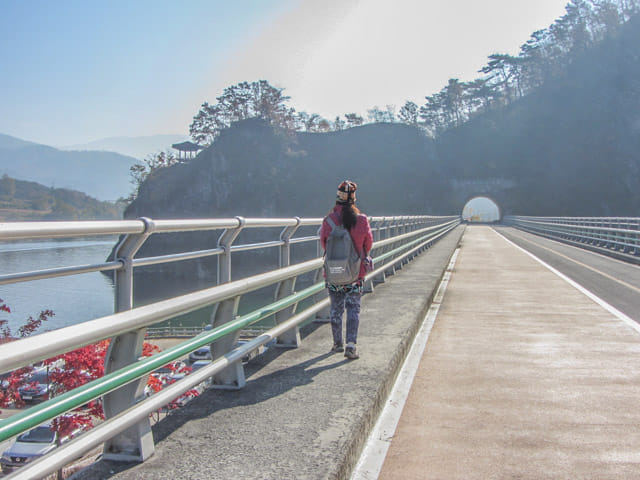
378,226,640,480
73,226,465,480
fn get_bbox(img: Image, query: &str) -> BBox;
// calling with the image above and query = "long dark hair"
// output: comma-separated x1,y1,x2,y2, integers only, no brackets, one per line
339,202,360,230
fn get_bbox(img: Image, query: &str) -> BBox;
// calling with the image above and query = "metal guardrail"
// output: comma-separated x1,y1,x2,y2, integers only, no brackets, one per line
145,325,214,338
143,326,269,338
0,214,460,479
504,216,640,263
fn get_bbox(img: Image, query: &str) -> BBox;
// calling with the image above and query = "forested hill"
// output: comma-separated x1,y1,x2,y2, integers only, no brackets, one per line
0,174,120,221
435,11,640,216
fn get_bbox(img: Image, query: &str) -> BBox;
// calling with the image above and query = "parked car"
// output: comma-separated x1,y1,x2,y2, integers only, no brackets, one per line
0,422,83,473
187,341,269,365
236,340,269,363
168,368,190,383
151,360,187,384
0,372,10,391
17,368,51,403
190,360,212,372
188,346,212,363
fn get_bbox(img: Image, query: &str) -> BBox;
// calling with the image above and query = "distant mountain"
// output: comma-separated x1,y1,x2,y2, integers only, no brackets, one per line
0,134,140,201
0,174,120,221
61,134,190,160
0,133,42,150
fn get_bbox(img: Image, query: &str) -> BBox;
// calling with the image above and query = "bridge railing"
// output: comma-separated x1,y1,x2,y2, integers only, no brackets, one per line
504,215,640,262
0,214,460,479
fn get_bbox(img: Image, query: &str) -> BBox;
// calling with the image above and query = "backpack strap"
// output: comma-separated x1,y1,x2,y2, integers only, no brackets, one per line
323,216,336,259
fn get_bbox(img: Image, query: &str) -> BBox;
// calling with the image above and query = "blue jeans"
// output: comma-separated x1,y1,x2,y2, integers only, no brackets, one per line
329,289,361,345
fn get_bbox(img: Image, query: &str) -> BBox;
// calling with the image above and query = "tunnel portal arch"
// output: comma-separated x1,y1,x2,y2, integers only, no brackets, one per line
449,178,515,222
461,195,502,222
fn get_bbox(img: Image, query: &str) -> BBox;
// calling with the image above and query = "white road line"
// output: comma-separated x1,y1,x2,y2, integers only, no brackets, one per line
493,228,640,336
350,248,460,480
505,229,640,295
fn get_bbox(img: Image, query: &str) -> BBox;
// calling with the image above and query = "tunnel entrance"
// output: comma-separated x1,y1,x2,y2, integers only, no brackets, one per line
462,196,501,223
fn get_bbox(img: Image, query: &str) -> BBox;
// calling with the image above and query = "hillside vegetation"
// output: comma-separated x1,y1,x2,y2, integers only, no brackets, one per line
0,174,121,221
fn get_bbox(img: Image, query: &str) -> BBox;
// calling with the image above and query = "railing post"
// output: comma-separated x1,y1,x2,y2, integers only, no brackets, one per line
210,217,246,389
385,218,399,276
597,218,604,246
400,217,410,266
217,217,245,284
103,217,156,462
372,219,382,243
210,296,244,389
414,218,425,255
614,219,623,251
373,219,393,284
279,217,300,269
275,218,301,346
274,277,300,347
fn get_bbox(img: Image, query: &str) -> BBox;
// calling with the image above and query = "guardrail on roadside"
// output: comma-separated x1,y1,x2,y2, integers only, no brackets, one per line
144,326,207,338
504,215,640,263
144,326,268,338
0,214,460,479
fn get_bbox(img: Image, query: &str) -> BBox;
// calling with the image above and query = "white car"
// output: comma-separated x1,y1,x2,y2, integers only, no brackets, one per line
0,422,82,473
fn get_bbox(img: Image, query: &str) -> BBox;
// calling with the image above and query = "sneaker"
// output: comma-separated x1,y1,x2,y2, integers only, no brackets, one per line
331,343,344,353
344,346,359,360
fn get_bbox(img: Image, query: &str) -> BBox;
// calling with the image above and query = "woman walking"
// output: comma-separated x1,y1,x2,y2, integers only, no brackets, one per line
320,180,373,360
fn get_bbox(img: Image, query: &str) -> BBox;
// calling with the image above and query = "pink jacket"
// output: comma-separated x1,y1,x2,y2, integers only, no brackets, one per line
320,205,373,280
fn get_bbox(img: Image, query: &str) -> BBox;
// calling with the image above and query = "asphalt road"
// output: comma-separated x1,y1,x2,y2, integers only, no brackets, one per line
494,226,640,324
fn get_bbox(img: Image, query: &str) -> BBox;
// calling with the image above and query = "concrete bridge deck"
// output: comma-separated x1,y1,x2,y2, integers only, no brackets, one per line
74,225,640,479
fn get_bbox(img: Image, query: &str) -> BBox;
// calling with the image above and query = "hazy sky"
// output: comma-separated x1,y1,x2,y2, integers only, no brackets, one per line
0,0,569,146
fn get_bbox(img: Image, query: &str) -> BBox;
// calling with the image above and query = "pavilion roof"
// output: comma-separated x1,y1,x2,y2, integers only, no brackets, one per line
171,141,203,152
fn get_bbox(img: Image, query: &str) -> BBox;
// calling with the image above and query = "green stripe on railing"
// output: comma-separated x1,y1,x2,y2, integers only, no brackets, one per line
0,282,325,442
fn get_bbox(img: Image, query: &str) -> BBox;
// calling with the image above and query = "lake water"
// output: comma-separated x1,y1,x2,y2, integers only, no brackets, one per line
0,239,117,334
0,239,283,336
